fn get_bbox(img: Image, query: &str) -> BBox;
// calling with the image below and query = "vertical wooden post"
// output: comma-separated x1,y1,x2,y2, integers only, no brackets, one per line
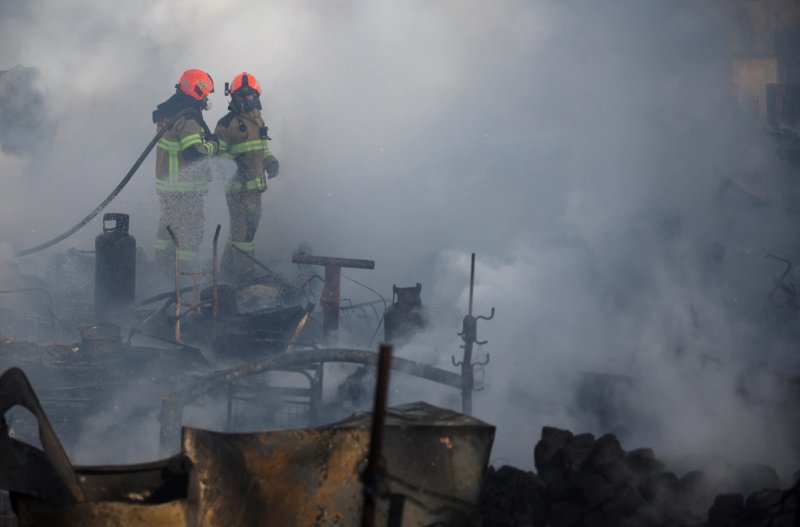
291,253,375,345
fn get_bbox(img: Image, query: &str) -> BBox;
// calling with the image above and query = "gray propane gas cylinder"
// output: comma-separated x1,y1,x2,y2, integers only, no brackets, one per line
94,213,136,321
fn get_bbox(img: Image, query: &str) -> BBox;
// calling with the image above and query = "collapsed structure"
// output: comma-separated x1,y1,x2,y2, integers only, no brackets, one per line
0,363,494,526
0,205,499,525
3,1,800,526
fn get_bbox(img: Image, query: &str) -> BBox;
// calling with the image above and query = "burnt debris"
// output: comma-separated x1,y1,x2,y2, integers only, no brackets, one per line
480,427,800,527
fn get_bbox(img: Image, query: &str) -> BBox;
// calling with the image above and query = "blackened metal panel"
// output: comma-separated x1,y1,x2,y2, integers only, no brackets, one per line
0,367,85,503
15,500,188,527
183,402,495,527
183,427,368,526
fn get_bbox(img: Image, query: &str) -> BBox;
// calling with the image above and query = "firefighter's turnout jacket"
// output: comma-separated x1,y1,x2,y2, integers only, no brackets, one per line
154,94,218,194
152,93,217,267
215,108,277,278
215,109,276,195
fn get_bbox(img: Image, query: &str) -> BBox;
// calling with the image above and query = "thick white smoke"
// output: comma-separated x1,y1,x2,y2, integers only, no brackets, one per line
0,0,798,482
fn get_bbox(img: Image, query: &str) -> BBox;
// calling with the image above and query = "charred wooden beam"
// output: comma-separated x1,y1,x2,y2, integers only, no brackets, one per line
292,252,375,344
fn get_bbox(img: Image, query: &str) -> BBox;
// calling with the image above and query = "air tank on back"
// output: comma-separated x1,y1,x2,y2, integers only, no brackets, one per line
95,213,136,321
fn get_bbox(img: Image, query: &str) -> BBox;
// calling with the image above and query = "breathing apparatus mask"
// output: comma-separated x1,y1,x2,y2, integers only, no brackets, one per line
225,80,262,113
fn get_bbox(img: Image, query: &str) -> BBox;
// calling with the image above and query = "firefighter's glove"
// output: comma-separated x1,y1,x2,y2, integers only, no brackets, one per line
203,132,219,146
203,133,219,155
265,159,280,180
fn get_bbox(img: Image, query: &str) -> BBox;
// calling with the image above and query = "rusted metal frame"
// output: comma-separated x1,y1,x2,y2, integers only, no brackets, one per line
177,271,212,301
159,348,462,455
129,285,194,310
0,367,85,502
262,362,323,425
224,371,316,432
342,274,388,318
297,272,324,306
172,304,210,323
230,385,315,399
281,368,317,386
165,226,181,342
340,304,373,326
179,349,462,404
290,253,376,344
125,330,210,368
167,225,222,342
340,301,383,336
361,344,393,527
221,336,320,349
192,272,199,310
338,299,385,312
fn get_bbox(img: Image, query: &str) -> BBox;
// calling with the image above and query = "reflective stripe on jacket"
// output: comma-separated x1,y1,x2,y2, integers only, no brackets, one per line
155,114,217,193
215,109,276,195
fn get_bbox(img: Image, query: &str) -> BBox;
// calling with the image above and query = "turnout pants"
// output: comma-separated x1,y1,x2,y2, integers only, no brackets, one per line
154,191,205,273
222,191,262,281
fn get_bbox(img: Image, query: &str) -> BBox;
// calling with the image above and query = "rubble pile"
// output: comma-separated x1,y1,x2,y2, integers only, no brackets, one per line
480,427,799,527
707,486,799,527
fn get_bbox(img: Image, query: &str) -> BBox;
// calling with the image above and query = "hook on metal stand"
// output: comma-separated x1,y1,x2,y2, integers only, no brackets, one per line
455,253,495,415
477,307,495,321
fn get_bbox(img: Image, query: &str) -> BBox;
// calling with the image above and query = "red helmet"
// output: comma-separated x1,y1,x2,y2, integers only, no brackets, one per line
229,72,262,96
177,69,214,101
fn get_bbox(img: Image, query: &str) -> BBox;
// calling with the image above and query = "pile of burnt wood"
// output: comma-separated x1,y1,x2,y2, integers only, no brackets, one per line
480,427,798,527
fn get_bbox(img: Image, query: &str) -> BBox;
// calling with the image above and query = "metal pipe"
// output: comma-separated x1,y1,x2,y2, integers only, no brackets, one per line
361,344,393,527
469,252,475,316
166,226,181,342
463,253,476,414
462,337,474,415
159,347,461,455
322,265,342,344
213,224,221,341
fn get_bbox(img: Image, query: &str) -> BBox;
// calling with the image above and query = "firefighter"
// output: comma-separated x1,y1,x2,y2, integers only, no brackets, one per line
151,69,218,274
214,72,279,281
